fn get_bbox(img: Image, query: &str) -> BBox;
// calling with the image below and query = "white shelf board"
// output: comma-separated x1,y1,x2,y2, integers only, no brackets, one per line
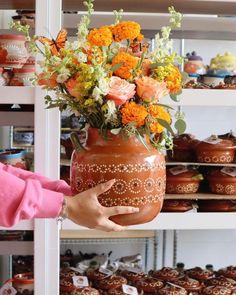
0,87,35,105
165,193,236,200
0,220,34,231
160,89,236,107
0,241,34,255
166,161,236,167
63,213,236,230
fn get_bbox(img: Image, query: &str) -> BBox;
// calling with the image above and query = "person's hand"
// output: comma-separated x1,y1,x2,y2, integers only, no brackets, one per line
65,179,139,232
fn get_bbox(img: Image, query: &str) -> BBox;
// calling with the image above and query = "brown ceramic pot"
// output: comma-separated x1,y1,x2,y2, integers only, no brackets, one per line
167,133,199,162
135,277,164,293
202,286,232,295
71,287,100,295
198,200,236,212
205,276,236,291
185,267,214,281
166,168,202,194
71,128,166,226
174,277,202,294
149,267,181,282
96,275,127,290
12,272,34,295
207,169,236,195
195,138,235,164
158,284,188,295
161,200,196,212
217,266,236,281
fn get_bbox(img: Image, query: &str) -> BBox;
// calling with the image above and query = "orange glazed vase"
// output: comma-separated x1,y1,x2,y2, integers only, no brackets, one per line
70,128,166,226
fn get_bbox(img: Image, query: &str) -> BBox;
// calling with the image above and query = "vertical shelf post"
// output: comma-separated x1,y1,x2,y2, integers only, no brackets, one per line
34,0,62,294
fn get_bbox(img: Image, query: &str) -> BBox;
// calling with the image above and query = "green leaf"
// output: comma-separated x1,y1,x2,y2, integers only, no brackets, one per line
192,174,204,181
157,119,175,136
136,132,150,150
170,93,180,102
149,62,167,69
156,103,174,110
174,119,187,135
110,62,123,72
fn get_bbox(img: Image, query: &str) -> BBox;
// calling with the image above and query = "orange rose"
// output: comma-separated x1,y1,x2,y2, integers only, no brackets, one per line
106,76,136,106
37,72,58,88
135,77,169,103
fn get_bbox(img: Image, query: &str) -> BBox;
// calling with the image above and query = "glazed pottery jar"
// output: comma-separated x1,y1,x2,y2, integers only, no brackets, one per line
0,149,27,169
0,68,7,86
161,200,196,212
185,267,214,281
135,277,164,293
158,284,188,295
174,277,202,294
167,133,199,162
195,136,235,164
11,67,35,86
71,287,100,295
205,276,236,291
166,167,202,194
149,267,181,282
12,272,34,295
61,130,87,159
120,270,146,284
0,34,28,68
95,275,127,290
13,130,34,145
202,285,232,295
70,128,166,226
198,200,236,212
217,266,236,281
207,168,236,195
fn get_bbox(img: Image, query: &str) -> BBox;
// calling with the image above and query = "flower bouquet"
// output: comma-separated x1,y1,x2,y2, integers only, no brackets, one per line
12,1,186,225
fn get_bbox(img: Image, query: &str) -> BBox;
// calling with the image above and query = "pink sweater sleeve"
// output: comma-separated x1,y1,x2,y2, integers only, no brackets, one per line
0,163,72,196
0,163,71,227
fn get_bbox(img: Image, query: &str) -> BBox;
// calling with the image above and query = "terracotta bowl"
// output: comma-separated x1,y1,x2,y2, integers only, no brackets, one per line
13,272,34,294
217,266,236,281
195,139,235,164
198,200,236,212
135,276,164,293
149,267,181,282
205,276,236,291
166,168,202,194
202,285,231,295
167,133,200,162
207,169,236,195
161,200,196,212
185,267,214,281
158,284,188,295
174,276,202,293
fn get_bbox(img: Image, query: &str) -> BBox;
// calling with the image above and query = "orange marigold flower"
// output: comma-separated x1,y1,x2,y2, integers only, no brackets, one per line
165,66,182,94
112,52,138,80
148,105,171,134
121,101,148,127
88,26,113,47
136,33,144,41
112,21,141,42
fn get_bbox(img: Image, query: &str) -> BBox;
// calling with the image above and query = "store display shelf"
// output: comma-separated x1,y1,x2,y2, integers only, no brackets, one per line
0,220,34,231
63,213,236,230
1,0,236,14
160,89,236,107
0,87,35,105
61,230,155,239
166,161,236,167
0,241,34,255
165,193,236,200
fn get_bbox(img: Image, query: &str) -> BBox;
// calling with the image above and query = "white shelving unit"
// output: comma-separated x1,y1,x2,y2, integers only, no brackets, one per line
1,1,236,294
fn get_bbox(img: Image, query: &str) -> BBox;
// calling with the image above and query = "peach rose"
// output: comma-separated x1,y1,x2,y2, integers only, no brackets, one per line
135,76,169,102
106,76,136,106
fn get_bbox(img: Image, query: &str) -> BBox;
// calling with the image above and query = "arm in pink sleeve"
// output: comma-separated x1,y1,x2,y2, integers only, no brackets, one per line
0,163,72,196
0,169,64,227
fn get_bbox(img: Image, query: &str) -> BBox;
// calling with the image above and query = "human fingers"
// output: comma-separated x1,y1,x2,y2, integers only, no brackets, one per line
91,179,116,196
95,218,127,232
104,205,139,217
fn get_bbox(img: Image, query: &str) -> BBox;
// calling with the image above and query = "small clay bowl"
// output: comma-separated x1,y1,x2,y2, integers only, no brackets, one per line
195,138,235,164
166,168,202,194
161,200,196,212
149,267,181,282
207,169,236,195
